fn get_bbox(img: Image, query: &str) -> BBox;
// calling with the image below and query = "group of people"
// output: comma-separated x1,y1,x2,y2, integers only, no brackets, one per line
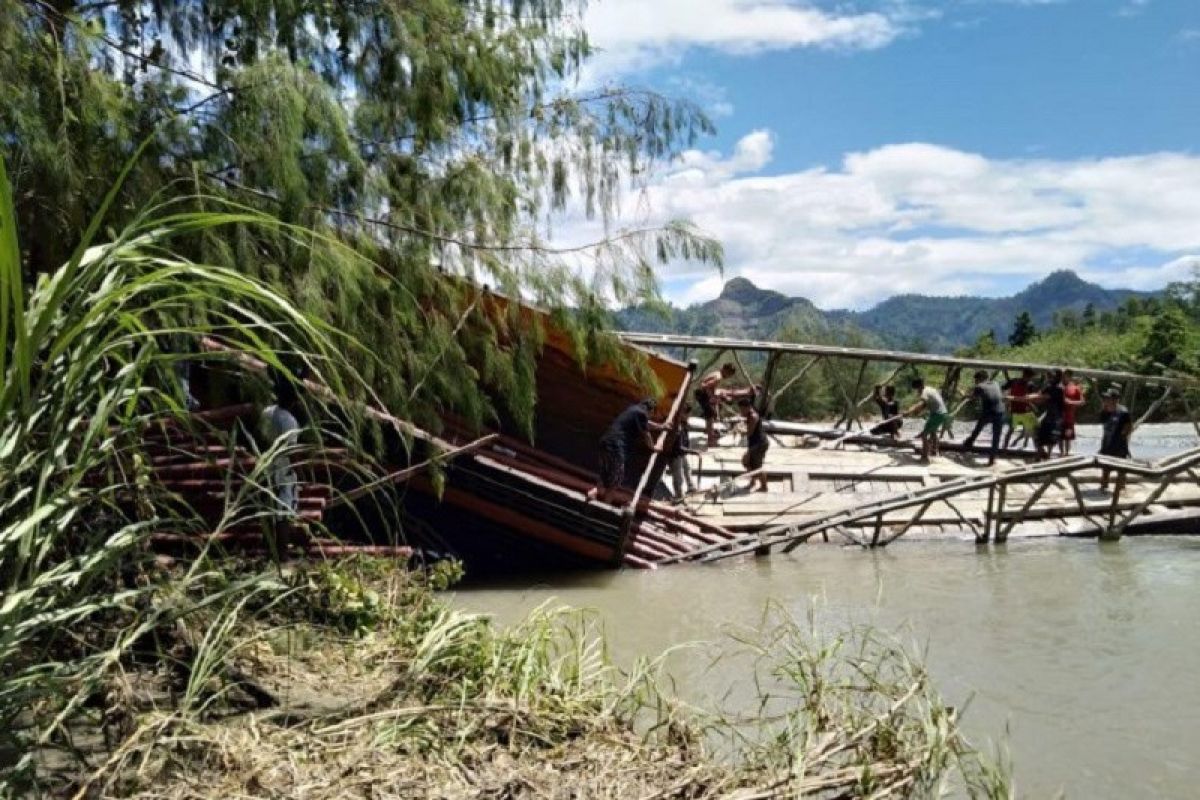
586,362,769,504
873,369,1134,474
588,361,1139,507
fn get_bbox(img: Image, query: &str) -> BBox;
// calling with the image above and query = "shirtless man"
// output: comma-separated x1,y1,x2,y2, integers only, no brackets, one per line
694,362,737,446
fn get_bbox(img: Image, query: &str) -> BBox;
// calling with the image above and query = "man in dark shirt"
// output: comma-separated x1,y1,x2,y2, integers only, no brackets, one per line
870,384,903,438
1029,369,1066,462
587,398,667,503
737,397,770,492
1098,387,1133,491
962,370,1005,466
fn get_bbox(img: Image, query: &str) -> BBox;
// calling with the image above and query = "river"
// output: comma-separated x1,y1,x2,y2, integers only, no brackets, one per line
454,424,1200,798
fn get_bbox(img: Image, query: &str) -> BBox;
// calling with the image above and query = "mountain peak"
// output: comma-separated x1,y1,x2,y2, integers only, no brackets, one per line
719,276,764,302
1029,269,1090,293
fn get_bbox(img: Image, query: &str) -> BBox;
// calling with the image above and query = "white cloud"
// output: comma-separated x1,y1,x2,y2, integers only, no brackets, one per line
580,0,903,83
553,133,1200,309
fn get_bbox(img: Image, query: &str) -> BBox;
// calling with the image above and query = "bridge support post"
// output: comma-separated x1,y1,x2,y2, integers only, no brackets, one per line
1101,472,1126,542
993,483,1009,543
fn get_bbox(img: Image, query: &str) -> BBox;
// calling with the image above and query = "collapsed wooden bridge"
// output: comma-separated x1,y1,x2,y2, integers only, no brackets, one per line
138,319,1200,573
613,331,1200,564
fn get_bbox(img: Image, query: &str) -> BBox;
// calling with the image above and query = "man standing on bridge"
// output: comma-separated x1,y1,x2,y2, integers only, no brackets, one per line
904,377,949,463
962,371,1006,466
1003,367,1038,450
1059,369,1086,456
1098,387,1133,492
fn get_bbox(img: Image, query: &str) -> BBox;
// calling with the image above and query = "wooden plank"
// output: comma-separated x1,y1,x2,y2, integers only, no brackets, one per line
326,434,499,510
619,332,1199,389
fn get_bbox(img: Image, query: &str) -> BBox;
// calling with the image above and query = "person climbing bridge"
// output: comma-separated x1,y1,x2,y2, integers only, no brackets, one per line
694,362,737,446
587,398,668,504
903,377,949,463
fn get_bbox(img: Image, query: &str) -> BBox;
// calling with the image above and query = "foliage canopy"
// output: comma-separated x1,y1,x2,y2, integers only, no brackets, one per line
1,0,721,434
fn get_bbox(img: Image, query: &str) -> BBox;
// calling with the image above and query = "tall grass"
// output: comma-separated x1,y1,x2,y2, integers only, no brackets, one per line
0,154,377,790
54,559,1012,799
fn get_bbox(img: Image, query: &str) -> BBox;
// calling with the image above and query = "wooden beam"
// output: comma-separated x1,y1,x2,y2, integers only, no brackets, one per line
768,356,822,412
1135,385,1172,429
326,434,499,510
998,479,1056,541
619,332,1198,389
757,352,783,415
435,484,614,562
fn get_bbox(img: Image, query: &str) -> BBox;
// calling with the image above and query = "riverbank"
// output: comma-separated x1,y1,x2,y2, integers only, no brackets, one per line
20,558,1009,798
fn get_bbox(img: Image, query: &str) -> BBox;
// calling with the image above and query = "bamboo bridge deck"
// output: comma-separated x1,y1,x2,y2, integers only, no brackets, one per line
614,331,1200,566
663,430,1200,560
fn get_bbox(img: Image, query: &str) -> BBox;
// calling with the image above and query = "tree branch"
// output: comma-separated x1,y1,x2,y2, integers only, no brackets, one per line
205,171,680,256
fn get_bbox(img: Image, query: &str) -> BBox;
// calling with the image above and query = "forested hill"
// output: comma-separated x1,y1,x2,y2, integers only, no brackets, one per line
616,270,1154,353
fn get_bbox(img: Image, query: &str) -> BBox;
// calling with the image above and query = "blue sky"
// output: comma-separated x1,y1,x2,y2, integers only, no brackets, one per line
567,0,1200,309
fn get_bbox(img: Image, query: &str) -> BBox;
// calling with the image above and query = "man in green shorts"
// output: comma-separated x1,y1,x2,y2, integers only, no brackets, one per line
903,377,949,463
1002,367,1038,450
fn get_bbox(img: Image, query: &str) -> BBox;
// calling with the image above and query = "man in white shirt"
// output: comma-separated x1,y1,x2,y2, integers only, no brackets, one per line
903,377,949,463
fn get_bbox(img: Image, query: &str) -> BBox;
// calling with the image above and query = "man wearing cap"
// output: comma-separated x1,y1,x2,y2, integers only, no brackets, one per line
587,398,668,503
1098,387,1133,492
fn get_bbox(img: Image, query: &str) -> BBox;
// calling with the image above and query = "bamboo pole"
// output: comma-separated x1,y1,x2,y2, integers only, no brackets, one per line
619,332,1199,389
325,434,498,510
880,501,933,546
1134,385,1173,429
768,356,823,412
997,478,1056,541
757,352,783,416
847,360,870,430
1102,472,1127,541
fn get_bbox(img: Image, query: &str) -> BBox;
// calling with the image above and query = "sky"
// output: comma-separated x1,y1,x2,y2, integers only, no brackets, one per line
558,0,1200,310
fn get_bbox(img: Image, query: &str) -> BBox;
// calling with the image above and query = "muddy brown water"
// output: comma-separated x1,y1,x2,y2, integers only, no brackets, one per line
453,424,1200,798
